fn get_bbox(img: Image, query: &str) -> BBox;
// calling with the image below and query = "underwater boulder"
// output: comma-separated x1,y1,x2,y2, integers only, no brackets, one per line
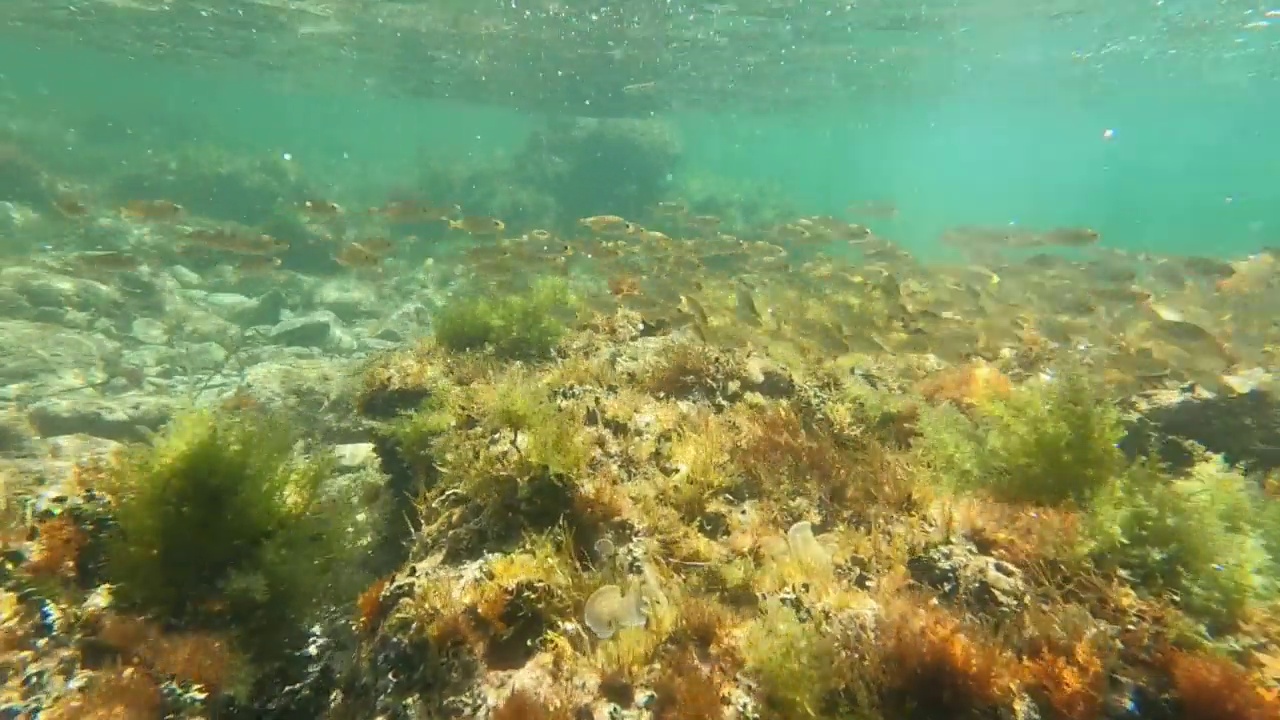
1120,385,1280,473
515,117,681,225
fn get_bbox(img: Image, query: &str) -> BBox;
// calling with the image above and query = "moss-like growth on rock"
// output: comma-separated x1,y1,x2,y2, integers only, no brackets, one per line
433,278,579,361
104,409,351,660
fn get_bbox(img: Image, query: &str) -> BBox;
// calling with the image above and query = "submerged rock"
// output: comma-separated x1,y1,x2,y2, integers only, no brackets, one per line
0,321,118,385
27,393,176,442
334,441,378,470
907,541,1028,615
198,291,258,318
311,279,378,322
0,266,124,316
1120,385,1280,472
129,317,170,345
234,288,290,327
270,312,338,348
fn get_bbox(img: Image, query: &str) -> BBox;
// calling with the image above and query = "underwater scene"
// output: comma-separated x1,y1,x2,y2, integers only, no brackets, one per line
2,1,1280,718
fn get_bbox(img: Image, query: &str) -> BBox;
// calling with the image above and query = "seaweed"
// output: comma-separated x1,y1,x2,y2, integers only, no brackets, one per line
433,277,580,360
916,369,1126,506
1164,650,1280,720
741,599,839,718
1085,455,1276,630
877,601,1023,719
102,408,352,662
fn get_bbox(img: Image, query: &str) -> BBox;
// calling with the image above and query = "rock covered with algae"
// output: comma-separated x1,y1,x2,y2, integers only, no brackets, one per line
1,283,1278,720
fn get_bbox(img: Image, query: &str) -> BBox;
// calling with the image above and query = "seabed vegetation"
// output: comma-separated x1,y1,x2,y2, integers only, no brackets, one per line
0,112,1279,720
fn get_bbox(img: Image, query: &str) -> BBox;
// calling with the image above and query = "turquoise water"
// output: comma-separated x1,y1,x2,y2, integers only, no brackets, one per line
2,13,1276,258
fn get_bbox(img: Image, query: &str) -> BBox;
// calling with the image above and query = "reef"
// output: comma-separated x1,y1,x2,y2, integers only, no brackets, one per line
1,107,1279,720
415,117,788,235
2,311,1280,720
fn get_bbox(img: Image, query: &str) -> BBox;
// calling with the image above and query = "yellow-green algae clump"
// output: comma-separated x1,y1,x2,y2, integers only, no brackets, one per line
433,277,581,360
916,366,1280,630
103,408,354,661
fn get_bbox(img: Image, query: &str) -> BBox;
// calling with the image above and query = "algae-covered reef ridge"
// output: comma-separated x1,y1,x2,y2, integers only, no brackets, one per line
4,271,1280,719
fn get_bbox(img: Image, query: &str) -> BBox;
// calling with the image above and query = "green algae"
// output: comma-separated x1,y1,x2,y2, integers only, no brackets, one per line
1086,455,1278,630
916,369,1125,506
433,277,580,360
104,408,351,661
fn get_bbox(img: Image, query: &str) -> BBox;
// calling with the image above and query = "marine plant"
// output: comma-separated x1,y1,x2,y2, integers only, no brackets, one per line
433,277,580,360
95,612,239,694
651,650,726,720
104,144,303,227
24,515,86,580
0,142,54,209
491,688,574,720
516,117,680,225
877,601,1023,718
1084,455,1276,629
916,369,1126,506
1023,637,1108,720
103,408,351,661
741,598,839,717
41,666,163,720
1164,649,1280,720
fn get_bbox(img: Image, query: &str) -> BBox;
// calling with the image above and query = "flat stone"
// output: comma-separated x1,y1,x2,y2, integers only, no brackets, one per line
168,265,203,287
28,394,176,442
0,266,123,313
0,321,118,385
311,280,376,322
269,312,338,348
130,317,170,345
202,292,258,316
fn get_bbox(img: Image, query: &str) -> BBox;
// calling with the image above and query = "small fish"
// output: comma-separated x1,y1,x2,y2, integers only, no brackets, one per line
838,223,873,241
735,285,765,326
637,229,671,244
528,229,555,242
66,250,143,271
679,294,709,326
186,228,288,255
334,242,383,268
772,223,813,241
357,236,394,256
686,214,722,231
1040,227,1101,247
449,216,505,235
237,255,283,274
121,199,184,220
53,194,89,218
847,199,899,220
579,215,629,233
369,200,458,223
621,81,658,94
654,200,687,216
608,275,642,297
302,200,344,216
